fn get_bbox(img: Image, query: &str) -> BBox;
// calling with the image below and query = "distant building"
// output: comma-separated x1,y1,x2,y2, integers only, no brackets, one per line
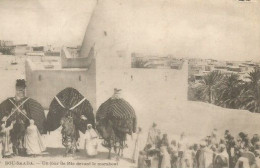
24,46,45,57
131,53,183,69
32,46,44,52
13,44,31,55
44,45,61,56
227,66,241,72
0,40,14,55
0,40,13,47
26,52,44,56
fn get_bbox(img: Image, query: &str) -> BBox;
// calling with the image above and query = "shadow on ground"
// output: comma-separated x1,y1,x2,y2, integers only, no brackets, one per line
43,147,133,162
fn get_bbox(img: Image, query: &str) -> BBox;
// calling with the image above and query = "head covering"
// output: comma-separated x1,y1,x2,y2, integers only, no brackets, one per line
200,141,206,147
171,140,177,145
16,79,26,88
87,124,92,129
212,128,217,136
193,144,199,150
219,144,226,149
219,138,225,145
239,132,248,139
30,119,34,125
1,124,5,129
255,150,260,156
1,116,7,122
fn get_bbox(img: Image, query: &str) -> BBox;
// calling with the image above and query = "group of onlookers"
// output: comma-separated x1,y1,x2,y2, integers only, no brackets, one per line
137,123,260,168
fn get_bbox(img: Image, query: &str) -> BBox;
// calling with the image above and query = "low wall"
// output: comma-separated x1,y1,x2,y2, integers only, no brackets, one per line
96,60,188,107
61,47,89,68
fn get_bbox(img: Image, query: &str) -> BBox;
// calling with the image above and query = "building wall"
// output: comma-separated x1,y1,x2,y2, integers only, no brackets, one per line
14,46,31,55
25,59,96,111
61,47,89,68
0,40,13,47
95,53,188,109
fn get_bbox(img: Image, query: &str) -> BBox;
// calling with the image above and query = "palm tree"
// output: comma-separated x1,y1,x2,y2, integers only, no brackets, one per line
198,71,223,103
241,68,260,113
217,74,244,109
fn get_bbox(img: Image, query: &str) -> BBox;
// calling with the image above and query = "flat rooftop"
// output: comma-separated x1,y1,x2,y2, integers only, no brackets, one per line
26,57,88,71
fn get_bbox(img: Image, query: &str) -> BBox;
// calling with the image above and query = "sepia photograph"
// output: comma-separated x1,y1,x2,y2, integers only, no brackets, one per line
0,0,260,168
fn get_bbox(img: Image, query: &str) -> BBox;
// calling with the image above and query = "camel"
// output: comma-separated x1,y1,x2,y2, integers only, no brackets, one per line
60,116,78,156
96,119,127,160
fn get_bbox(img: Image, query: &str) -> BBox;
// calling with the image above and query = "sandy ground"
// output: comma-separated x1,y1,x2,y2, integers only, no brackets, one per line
1,55,260,168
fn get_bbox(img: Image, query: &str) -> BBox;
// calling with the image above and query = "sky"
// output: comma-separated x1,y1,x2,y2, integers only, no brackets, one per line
0,0,95,46
0,0,260,61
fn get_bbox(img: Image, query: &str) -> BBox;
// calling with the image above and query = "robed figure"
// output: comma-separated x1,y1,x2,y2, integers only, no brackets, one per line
0,79,46,156
160,141,171,168
146,123,161,148
132,127,145,163
196,141,214,168
84,124,98,156
0,120,15,157
24,120,46,156
213,145,229,168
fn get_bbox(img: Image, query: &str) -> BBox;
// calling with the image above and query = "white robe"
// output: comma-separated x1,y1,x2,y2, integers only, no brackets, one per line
146,127,159,147
84,129,98,156
24,124,45,155
204,148,214,168
256,158,260,168
161,146,171,168
178,138,190,154
235,157,250,168
150,154,159,168
214,151,229,168
1,124,14,156
132,132,145,162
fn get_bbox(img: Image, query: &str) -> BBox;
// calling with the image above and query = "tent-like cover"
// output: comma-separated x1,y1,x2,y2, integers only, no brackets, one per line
0,97,46,134
46,87,94,133
96,97,137,134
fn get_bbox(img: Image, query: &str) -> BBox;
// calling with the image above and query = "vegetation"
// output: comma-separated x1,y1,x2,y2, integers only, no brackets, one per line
0,46,13,55
188,68,260,113
131,58,148,68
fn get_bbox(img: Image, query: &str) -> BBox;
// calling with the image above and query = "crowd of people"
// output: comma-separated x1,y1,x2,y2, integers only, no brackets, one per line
137,123,260,168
